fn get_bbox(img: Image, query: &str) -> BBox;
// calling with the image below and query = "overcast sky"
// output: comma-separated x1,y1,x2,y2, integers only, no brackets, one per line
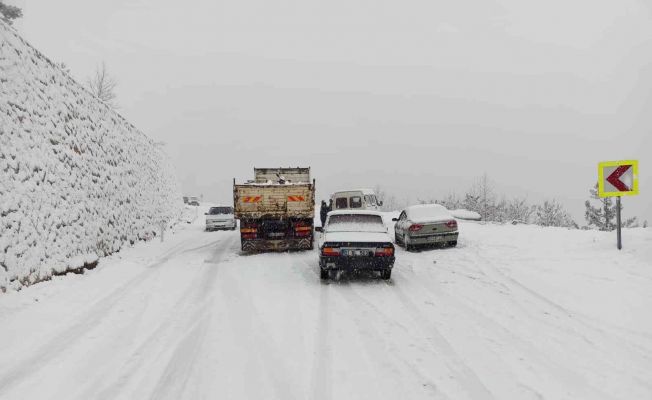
13,0,652,223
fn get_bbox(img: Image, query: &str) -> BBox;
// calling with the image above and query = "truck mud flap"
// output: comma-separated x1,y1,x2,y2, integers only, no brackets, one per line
241,238,313,252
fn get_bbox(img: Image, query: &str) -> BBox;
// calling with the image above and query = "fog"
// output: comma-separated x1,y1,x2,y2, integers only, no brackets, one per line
14,0,652,222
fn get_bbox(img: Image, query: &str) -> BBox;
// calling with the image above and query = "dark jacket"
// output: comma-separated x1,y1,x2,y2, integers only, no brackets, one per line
320,202,329,224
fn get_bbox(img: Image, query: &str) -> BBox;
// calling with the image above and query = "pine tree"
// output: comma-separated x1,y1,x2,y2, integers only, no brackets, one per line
0,1,22,24
585,183,638,230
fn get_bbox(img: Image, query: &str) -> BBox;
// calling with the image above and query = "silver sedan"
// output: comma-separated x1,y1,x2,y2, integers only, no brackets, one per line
393,204,459,251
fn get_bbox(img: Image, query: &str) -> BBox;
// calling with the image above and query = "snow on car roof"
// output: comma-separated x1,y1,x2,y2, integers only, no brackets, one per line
332,189,376,195
405,204,454,223
327,210,385,217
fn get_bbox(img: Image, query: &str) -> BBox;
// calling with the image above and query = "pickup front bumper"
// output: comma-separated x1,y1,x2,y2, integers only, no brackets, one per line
206,220,237,231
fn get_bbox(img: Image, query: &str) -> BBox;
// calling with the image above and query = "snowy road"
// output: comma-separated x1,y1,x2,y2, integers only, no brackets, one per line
1,217,651,400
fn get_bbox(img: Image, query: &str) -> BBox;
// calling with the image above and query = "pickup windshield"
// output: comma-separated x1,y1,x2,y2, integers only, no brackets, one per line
325,214,386,233
208,207,233,215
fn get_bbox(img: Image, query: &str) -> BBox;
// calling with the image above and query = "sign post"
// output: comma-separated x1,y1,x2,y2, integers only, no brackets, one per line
616,197,622,250
598,160,639,250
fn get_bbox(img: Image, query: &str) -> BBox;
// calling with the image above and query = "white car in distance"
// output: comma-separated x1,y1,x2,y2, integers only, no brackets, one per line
205,206,237,231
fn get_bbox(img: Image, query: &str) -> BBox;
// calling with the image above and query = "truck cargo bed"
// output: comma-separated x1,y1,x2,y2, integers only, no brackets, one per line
234,182,315,219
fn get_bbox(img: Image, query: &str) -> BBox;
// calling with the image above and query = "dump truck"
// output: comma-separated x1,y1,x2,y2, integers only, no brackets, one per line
234,167,316,252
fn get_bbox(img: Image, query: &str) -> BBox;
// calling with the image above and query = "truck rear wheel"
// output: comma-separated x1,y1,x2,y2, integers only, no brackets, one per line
320,268,329,280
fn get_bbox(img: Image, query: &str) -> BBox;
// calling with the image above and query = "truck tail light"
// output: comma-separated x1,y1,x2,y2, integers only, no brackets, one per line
293,221,312,237
445,220,457,229
241,225,258,239
322,247,341,256
409,224,423,232
374,247,394,257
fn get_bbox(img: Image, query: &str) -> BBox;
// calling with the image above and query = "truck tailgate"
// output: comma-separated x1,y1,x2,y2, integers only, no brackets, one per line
234,184,315,218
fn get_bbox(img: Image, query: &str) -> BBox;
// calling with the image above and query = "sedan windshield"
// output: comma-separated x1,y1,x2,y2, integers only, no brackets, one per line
326,214,386,232
209,207,233,215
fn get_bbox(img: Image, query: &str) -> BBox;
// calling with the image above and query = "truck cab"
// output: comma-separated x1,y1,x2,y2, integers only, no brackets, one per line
330,189,382,211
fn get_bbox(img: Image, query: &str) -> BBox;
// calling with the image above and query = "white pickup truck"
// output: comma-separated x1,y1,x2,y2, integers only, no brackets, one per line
205,206,237,231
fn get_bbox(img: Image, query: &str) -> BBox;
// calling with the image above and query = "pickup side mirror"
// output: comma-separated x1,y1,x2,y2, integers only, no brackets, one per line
315,226,323,233
391,218,398,222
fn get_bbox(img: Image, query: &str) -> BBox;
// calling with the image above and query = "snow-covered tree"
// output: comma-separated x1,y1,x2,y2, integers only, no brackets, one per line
505,197,534,224
434,193,462,210
585,183,637,230
86,62,118,109
492,197,509,223
535,199,577,228
0,1,22,25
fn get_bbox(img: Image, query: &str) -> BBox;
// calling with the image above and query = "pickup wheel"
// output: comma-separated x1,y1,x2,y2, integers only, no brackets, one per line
320,268,329,280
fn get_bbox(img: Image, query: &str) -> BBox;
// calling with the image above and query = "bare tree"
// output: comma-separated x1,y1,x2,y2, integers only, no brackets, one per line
373,185,404,211
0,1,22,25
86,62,118,108
464,173,497,221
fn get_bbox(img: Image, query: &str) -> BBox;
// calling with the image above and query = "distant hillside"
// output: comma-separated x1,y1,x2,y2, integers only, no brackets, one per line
0,21,183,291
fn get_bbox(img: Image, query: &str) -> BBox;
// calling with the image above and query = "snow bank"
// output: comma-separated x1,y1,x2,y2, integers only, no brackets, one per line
450,209,481,221
0,22,183,290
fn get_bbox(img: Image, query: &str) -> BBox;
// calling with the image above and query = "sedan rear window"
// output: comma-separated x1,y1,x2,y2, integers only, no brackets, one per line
209,207,233,215
326,214,385,232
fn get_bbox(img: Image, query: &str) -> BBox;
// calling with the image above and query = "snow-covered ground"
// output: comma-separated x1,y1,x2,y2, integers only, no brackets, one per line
0,205,651,400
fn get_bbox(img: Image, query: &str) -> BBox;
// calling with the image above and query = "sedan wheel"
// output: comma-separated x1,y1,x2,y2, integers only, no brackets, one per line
380,269,392,280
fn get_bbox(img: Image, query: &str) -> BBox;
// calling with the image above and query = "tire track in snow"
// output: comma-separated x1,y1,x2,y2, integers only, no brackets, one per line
216,257,299,400
335,279,446,399
401,261,620,400
0,236,200,394
84,236,238,400
387,281,496,400
309,277,333,400
471,243,652,361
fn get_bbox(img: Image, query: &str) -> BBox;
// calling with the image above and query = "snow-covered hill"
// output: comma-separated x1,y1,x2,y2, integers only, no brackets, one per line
0,21,183,291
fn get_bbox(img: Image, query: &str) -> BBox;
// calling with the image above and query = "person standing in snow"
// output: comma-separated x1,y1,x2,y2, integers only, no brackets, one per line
320,200,329,228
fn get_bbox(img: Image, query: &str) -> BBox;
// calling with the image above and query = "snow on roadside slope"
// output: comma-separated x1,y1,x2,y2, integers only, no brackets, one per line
0,214,650,400
0,21,183,290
